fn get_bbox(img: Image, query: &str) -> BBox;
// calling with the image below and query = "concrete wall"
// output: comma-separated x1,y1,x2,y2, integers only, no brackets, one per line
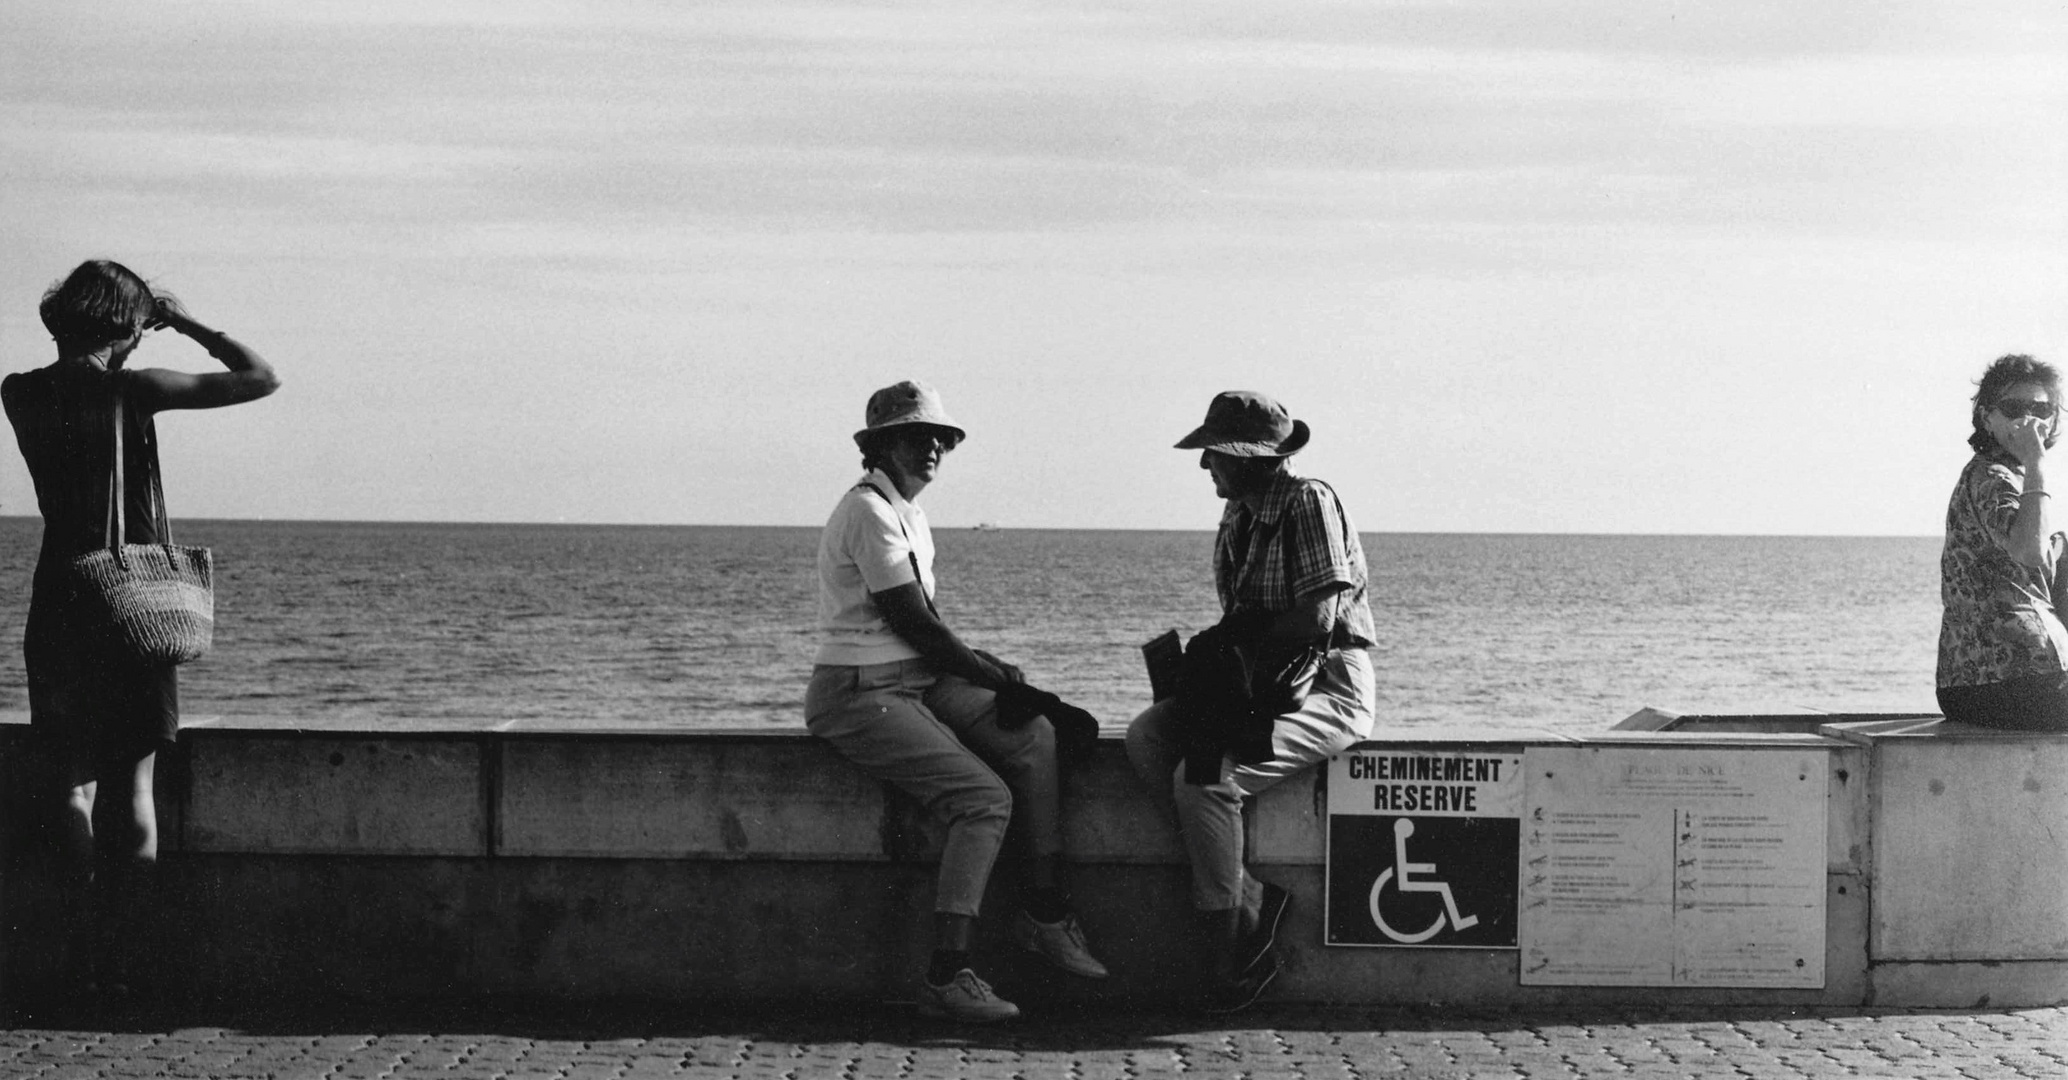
1824,718,2068,1008
2,716,2063,1009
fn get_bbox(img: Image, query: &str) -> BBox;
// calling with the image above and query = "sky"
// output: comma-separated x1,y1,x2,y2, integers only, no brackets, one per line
0,1,2062,534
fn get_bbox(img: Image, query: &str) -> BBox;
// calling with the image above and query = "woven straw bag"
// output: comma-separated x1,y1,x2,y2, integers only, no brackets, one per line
67,386,214,665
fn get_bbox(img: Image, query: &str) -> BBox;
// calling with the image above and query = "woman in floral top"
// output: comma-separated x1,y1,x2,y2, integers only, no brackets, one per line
1937,353,2068,730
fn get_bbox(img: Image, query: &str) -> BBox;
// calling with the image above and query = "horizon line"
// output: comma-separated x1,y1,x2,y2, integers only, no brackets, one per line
0,514,1940,541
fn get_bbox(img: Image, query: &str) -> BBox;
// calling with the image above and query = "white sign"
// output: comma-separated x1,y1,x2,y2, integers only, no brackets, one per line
1326,749,1525,948
1518,746,1828,987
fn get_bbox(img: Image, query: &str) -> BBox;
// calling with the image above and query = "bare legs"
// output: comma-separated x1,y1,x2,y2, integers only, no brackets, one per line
55,749,159,997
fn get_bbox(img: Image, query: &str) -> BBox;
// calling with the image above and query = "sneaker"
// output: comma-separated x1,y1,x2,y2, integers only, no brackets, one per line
1233,881,1290,974
917,968,1021,1023
1201,951,1280,1015
1014,911,1110,979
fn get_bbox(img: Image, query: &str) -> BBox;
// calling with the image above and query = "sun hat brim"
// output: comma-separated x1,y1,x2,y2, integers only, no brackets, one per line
852,418,967,449
1173,419,1309,457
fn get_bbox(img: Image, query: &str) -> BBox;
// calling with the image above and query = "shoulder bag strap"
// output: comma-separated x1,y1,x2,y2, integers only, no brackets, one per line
140,399,173,540
858,481,938,618
103,381,126,556
101,378,177,557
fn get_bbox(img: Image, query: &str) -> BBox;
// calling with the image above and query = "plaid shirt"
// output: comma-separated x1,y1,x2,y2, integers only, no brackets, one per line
1213,470,1376,648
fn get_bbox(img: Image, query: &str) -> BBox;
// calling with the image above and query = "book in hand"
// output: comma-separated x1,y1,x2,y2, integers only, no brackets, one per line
1142,629,1184,702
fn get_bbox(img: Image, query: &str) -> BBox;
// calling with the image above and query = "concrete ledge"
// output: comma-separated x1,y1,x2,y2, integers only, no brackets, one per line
1825,720,2068,963
496,738,888,860
5,715,2065,1008
1867,960,2068,1009
183,735,486,856
164,725,1193,866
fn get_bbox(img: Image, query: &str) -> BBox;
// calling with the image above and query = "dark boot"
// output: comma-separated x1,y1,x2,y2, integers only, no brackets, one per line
1234,880,1290,973
1195,905,1280,1014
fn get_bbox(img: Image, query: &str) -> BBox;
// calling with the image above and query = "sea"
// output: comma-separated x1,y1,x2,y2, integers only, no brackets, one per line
0,519,1946,735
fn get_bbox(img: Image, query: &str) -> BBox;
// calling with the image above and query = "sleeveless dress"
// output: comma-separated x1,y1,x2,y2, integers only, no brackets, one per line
2,363,179,766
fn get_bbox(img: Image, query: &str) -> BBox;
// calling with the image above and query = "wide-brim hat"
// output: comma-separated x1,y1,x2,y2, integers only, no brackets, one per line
852,379,967,449
1174,390,1310,457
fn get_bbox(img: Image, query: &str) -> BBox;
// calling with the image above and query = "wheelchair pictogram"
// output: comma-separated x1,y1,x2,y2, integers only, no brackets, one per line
1368,818,1481,944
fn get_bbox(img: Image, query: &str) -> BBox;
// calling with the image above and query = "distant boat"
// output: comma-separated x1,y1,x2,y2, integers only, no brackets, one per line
972,522,1002,532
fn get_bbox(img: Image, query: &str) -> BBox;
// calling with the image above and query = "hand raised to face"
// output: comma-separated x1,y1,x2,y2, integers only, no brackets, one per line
1987,382,2056,467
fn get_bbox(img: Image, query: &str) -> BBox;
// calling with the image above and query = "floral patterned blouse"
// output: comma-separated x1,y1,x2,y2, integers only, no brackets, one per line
1937,449,2068,687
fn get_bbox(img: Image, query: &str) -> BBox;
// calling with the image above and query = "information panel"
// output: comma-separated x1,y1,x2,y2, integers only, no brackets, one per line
1325,749,1524,948
1518,746,1827,987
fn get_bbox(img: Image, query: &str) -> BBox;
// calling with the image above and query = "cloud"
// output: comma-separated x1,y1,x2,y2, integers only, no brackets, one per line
9,2,2057,245
1,0,2062,532
1666,51,2067,129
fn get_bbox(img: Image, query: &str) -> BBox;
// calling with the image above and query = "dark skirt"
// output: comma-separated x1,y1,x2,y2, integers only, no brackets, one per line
24,575,179,776
1936,671,2068,732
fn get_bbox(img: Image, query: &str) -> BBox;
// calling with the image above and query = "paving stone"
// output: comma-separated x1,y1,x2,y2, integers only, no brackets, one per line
6,1005,2068,1079
266,1067,345,1080
37,1068,110,1080
441,1067,527,1080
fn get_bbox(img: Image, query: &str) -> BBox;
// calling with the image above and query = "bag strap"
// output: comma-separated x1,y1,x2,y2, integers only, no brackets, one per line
103,383,126,555
142,401,172,540
857,481,938,618
100,379,174,558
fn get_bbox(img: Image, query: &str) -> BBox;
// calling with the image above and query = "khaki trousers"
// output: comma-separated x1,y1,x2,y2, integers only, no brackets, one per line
1126,647,1375,910
805,658,1061,917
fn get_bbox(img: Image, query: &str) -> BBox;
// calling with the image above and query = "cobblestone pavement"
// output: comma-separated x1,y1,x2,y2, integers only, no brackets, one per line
1,1001,2063,1079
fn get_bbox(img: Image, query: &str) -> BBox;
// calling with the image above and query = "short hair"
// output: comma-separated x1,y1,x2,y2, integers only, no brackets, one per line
858,429,894,472
1208,450,1291,487
1970,353,2063,454
39,260,156,353
858,424,961,472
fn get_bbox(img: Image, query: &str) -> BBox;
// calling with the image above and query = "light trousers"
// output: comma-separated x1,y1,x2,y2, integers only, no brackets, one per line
805,658,1061,917
1126,647,1375,910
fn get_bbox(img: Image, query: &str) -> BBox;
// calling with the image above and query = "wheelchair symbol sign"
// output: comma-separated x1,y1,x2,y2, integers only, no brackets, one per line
1325,813,1518,948
1370,819,1480,943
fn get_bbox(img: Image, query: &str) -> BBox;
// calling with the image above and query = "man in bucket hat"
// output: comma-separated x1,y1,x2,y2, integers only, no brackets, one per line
803,380,1109,1023
1126,390,1377,1014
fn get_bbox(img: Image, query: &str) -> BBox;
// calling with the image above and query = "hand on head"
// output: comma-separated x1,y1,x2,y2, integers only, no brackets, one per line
145,294,192,333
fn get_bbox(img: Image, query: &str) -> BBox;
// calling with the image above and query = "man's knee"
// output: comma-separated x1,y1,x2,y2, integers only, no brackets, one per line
1174,773,1247,816
1124,703,1178,781
989,716,1056,780
935,771,1014,828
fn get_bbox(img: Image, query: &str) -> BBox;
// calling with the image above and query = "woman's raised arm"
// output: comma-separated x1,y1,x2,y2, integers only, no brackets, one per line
1998,417,2055,569
126,295,280,411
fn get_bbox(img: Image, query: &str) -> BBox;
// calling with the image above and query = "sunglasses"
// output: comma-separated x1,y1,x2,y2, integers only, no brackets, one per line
1995,399,2058,420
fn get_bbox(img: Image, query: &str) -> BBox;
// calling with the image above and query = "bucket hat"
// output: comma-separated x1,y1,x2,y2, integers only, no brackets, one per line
853,380,967,449
1174,390,1310,457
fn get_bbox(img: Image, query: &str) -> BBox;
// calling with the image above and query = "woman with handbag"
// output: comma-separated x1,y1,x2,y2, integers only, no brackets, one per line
804,380,1108,1023
1125,390,1377,1014
4,259,280,1001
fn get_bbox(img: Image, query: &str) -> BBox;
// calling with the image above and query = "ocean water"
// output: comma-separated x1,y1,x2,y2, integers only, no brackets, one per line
0,519,1945,733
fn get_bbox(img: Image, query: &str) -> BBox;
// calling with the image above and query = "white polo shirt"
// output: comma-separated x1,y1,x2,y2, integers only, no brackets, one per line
814,469,936,666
